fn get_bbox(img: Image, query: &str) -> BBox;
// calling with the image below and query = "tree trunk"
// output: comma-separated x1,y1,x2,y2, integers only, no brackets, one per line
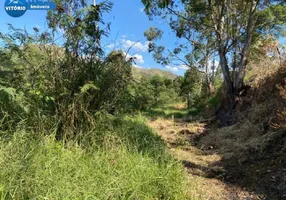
205,55,215,96
207,80,215,96
235,0,257,90
213,2,234,100
219,45,233,98
187,92,191,108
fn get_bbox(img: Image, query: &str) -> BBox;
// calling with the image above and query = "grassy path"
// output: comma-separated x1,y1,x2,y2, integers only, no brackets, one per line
147,117,262,200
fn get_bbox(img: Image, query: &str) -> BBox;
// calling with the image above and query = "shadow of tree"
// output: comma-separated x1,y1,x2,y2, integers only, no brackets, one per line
182,160,225,178
143,106,202,119
151,104,285,199
191,127,286,200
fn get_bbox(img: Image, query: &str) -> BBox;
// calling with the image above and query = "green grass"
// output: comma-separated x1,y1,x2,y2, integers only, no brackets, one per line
0,115,189,200
143,104,202,119
206,88,224,110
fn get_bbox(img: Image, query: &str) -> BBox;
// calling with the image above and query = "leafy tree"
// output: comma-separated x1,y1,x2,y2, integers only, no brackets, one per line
142,0,286,105
0,0,134,138
94,50,133,113
180,68,202,108
132,77,156,111
131,75,181,111
144,26,217,96
173,76,184,95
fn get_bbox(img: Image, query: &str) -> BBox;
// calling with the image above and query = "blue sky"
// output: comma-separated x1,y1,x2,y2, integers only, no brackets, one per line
101,0,189,74
1,0,285,76
0,0,186,75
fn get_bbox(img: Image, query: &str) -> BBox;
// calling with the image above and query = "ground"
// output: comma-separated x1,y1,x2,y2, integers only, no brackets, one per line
147,115,285,200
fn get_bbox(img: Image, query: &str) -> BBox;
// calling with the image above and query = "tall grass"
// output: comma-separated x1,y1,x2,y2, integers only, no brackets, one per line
0,115,189,200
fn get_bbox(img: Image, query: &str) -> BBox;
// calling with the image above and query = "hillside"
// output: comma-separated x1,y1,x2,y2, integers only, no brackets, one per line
132,66,178,81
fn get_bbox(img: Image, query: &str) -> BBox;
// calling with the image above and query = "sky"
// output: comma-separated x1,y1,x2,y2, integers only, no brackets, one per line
0,0,285,76
101,0,185,74
0,0,187,75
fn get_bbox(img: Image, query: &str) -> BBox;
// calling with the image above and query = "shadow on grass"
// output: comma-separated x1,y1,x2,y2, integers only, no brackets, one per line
0,125,187,199
143,105,202,119
179,125,286,200
112,116,169,161
80,114,171,162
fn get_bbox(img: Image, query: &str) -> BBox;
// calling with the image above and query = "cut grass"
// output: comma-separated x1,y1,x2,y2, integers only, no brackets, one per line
0,115,190,200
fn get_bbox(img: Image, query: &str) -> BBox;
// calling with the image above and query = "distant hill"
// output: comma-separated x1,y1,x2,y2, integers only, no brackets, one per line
132,67,178,81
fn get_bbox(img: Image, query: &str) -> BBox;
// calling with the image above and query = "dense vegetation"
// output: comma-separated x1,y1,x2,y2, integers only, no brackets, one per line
0,0,285,199
0,1,190,199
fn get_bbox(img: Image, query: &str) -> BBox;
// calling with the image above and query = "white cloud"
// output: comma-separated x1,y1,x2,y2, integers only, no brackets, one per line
166,65,179,72
140,8,144,12
106,43,115,49
133,64,142,69
133,54,144,64
172,67,179,72
124,52,144,64
121,39,149,52
179,64,189,70
106,37,150,53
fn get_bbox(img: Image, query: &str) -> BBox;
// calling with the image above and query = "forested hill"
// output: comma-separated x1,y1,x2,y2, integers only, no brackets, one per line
132,66,178,80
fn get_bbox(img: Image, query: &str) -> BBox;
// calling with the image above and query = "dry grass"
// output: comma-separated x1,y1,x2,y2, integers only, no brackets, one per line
198,122,274,160
144,58,286,200
148,117,258,200
246,57,281,86
272,75,286,130
200,59,286,161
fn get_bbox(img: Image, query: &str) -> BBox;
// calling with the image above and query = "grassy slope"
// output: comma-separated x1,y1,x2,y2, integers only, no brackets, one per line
197,59,286,199
132,67,178,81
0,115,189,200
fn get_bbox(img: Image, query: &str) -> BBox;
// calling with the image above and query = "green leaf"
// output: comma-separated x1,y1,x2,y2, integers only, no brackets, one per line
80,82,99,94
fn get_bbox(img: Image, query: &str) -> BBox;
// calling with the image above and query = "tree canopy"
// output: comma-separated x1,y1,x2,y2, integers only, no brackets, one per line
142,0,286,103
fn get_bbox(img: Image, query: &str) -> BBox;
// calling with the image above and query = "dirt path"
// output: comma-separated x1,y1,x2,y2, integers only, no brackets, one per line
148,118,262,200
